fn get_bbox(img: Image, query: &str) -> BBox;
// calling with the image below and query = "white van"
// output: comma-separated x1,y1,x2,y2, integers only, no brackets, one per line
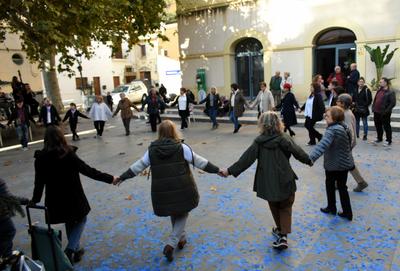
111,81,148,105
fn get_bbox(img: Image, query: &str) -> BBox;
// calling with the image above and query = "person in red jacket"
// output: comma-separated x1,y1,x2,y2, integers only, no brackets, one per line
327,66,345,87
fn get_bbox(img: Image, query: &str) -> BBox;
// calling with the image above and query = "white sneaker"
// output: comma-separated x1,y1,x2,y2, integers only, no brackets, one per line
22,147,28,151
383,142,392,147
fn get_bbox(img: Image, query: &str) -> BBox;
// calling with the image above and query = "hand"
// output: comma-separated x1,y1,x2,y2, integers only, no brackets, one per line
218,168,229,177
112,176,123,186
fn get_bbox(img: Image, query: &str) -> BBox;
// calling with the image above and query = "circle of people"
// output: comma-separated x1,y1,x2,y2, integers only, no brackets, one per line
0,63,396,265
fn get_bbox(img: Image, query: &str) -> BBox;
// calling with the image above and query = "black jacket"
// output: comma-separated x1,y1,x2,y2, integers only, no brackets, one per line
7,105,36,126
276,92,299,127
148,139,199,216
143,96,165,115
300,92,325,122
171,95,195,114
32,147,113,224
0,178,29,219
63,109,89,125
354,86,372,117
372,88,396,115
39,105,61,125
199,93,221,109
346,69,360,96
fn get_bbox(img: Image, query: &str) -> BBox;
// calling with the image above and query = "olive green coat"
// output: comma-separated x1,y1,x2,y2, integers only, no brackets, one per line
228,133,311,202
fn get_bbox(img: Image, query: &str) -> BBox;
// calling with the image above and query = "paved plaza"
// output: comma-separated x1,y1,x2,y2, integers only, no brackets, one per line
1,116,400,271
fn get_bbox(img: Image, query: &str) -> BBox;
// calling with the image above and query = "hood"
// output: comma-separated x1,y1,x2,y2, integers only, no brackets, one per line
150,139,182,159
254,134,283,149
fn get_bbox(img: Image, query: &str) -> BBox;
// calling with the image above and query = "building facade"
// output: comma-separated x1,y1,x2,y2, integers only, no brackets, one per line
177,0,400,100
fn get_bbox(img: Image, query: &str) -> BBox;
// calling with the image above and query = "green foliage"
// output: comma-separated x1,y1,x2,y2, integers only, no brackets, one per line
364,44,398,90
0,0,168,73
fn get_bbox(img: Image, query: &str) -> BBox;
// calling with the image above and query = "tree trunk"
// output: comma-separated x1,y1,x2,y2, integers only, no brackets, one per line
42,53,64,112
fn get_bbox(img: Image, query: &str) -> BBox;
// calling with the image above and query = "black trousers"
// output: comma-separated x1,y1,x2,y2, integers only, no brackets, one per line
374,112,392,143
0,217,16,258
325,170,352,215
94,121,105,136
69,122,78,138
179,110,188,129
149,113,159,132
122,118,131,134
304,117,322,144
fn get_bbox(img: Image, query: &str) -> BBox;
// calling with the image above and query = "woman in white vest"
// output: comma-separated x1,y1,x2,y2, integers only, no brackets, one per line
89,95,112,138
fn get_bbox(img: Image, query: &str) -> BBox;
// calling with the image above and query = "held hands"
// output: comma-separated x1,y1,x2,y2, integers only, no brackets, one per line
112,176,123,186
218,168,229,177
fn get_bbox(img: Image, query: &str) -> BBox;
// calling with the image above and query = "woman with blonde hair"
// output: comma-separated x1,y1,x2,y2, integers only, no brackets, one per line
221,111,312,250
89,95,112,138
114,120,220,262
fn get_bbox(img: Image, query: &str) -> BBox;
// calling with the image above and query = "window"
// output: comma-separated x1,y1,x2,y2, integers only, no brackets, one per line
140,45,146,57
316,29,356,46
125,66,133,73
164,50,168,57
112,41,123,59
75,77,88,90
12,53,24,65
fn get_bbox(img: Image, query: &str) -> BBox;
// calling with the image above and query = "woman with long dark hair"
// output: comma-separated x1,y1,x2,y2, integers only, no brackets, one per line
300,75,326,145
30,126,116,265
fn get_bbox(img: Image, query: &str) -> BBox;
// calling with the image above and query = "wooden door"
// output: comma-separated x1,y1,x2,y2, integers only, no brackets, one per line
93,77,101,95
113,76,120,88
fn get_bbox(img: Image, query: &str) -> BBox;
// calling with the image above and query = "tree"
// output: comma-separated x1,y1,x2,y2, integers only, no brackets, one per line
0,0,167,111
364,44,398,90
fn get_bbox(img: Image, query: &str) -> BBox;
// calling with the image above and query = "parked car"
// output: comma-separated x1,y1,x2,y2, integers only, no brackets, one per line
111,81,148,105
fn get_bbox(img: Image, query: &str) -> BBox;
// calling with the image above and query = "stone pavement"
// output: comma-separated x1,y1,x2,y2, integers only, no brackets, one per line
1,116,399,271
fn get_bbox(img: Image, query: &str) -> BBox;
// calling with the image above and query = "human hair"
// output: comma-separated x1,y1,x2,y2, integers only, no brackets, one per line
158,120,182,142
210,86,217,93
311,74,322,91
358,77,365,82
96,95,103,103
180,87,187,93
381,77,390,87
230,83,239,91
337,93,352,109
327,106,344,123
259,82,267,88
43,125,71,156
70,102,76,107
258,111,284,136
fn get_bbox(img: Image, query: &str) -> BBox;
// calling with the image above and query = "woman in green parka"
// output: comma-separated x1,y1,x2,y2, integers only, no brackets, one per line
221,111,312,250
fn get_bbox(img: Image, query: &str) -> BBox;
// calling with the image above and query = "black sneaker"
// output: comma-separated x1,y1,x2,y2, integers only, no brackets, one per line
353,182,368,192
163,245,174,262
64,248,74,265
338,212,353,221
272,227,281,238
372,139,382,144
237,124,242,131
320,207,337,215
362,135,367,141
306,142,316,146
272,236,288,250
73,248,85,263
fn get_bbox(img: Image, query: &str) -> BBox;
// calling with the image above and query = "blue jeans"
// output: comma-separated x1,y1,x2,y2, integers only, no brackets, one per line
209,107,218,126
16,124,29,148
229,111,239,130
65,216,87,251
355,115,368,137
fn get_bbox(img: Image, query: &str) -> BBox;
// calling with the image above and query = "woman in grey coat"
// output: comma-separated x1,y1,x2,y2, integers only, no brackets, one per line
309,106,354,221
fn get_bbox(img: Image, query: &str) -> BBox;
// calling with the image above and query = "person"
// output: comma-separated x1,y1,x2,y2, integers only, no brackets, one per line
300,76,325,145
280,72,293,90
346,63,360,97
11,76,24,101
114,120,220,262
0,178,29,260
112,93,140,136
199,87,221,129
7,99,36,150
143,88,166,132
353,77,372,141
250,82,274,118
171,88,196,130
327,66,345,87
229,83,249,133
30,126,116,265
22,83,40,116
39,98,61,126
0,90,12,119
269,71,282,105
371,77,396,146
326,80,344,107
186,89,196,103
159,84,168,103
89,95,113,138
336,94,369,192
309,106,354,221
220,112,312,250
63,103,89,141
106,91,113,111
275,83,299,137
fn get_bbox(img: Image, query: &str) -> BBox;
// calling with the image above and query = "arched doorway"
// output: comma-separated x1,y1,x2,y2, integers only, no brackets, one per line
314,28,356,83
235,38,264,98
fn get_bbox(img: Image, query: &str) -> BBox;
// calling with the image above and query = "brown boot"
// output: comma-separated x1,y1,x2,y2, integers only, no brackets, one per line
177,239,187,250
163,245,174,262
